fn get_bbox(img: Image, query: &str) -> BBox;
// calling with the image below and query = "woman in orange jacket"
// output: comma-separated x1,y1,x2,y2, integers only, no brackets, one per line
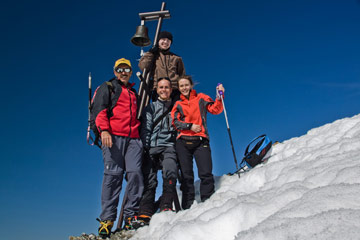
171,75,225,209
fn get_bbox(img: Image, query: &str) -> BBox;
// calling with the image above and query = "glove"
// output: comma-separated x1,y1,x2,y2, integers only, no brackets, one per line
216,83,224,100
216,88,221,99
149,45,159,54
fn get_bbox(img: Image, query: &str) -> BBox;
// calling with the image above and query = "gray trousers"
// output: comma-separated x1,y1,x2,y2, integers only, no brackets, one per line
100,135,144,221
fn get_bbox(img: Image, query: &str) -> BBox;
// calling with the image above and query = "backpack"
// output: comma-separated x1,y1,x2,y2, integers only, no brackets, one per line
241,134,272,169
87,80,115,148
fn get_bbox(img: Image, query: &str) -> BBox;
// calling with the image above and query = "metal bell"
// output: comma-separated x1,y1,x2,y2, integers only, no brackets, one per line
131,25,151,47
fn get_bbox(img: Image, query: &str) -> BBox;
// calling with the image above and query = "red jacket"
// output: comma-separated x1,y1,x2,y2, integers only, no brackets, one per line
171,90,223,140
94,79,140,138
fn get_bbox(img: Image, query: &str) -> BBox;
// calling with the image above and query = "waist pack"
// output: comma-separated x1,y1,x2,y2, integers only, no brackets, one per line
241,134,272,169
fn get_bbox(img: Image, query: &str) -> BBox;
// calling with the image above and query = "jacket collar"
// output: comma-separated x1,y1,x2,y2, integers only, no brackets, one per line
157,98,172,103
180,89,197,101
160,48,171,55
157,98,173,108
128,82,135,88
116,79,135,89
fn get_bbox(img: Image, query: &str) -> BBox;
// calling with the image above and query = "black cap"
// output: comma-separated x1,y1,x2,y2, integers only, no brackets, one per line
158,31,173,42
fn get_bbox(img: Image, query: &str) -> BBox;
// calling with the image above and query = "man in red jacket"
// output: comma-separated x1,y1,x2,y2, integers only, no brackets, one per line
92,58,144,237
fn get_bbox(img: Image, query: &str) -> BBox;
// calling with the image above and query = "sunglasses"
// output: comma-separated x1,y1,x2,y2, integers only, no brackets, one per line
115,67,132,73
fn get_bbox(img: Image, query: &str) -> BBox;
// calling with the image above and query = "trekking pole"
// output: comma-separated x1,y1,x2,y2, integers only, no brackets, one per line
217,83,240,178
86,72,94,146
116,184,129,231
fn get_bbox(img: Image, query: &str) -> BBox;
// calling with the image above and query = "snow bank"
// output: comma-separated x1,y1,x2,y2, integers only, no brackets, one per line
131,114,360,240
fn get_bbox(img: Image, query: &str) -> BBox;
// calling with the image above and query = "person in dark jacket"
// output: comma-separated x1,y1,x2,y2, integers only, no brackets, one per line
171,75,224,210
138,31,186,102
133,77,179,228
92,58,144,237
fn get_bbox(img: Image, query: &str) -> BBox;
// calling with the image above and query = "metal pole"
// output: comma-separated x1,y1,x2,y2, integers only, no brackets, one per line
219,92,240,178
136,2,168,119
116,185,129,230
86,72,94,146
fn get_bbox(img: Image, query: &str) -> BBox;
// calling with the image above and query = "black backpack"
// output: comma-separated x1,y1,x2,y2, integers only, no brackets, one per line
87,80,115,148
241,134,272,169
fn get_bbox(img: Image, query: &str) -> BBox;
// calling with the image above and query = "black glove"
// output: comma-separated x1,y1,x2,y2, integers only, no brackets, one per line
149,45,159,54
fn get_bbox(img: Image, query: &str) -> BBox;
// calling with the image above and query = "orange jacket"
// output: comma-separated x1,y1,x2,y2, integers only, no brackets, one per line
171,90,223,140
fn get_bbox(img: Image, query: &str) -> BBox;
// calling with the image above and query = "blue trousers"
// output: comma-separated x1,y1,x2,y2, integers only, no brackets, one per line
99,136,144,221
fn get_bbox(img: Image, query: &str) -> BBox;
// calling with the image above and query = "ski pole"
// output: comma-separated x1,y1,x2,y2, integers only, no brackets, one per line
87,72,94,146
217,83,240,178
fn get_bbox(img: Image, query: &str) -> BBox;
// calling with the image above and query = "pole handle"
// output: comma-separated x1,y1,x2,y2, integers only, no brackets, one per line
217,83,224,96
88,72,92,89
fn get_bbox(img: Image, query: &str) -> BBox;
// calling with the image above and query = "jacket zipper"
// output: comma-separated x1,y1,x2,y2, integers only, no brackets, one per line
154,102,164,146
160,53,170,79
128,88,132,137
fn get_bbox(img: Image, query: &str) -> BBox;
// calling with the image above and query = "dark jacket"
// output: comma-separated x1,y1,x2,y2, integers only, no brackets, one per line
138,49,185,90
140,99,176,148
93,79,140,138
171,90,223,140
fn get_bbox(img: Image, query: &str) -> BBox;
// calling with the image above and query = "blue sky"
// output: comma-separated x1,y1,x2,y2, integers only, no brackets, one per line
1,0,359,239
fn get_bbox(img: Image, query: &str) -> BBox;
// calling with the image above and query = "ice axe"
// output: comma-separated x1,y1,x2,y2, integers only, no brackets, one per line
217,83,240,178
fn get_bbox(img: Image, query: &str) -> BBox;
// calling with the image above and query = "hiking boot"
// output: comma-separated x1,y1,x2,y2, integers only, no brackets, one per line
124,216,145,231
96,218,114,239
160,178,176,212
123,217,134,231
160,207,174,212
160,199,174,212
131,214,151,229
182,198,194,210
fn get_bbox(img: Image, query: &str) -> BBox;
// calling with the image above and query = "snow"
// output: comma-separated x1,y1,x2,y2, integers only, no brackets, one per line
131,114,360,240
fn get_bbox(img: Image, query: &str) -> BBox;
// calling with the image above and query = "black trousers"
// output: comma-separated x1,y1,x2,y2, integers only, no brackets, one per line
138,146,178,216
176,137,215,209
